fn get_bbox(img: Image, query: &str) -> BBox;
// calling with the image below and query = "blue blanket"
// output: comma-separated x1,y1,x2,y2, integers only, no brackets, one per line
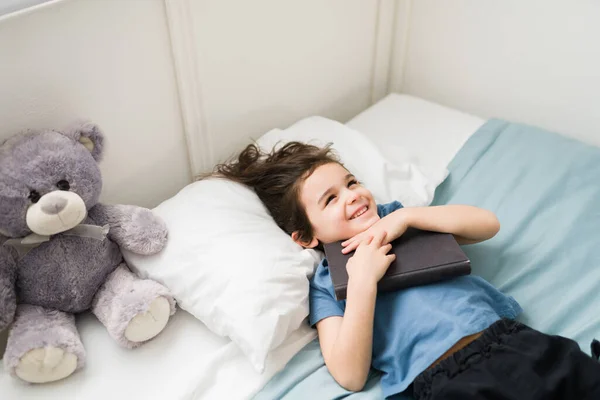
254,119,600,400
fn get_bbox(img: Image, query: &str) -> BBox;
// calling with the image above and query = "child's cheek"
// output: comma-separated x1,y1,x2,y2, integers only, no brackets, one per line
336,207,346,223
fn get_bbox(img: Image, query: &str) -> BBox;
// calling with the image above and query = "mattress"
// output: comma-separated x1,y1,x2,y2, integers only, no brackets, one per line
0,94,489,400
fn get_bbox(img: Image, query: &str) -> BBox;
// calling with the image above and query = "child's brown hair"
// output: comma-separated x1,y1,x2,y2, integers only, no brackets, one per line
206,141,340,245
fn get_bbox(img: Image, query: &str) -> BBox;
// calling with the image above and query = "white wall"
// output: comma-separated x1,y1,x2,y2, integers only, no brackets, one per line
171,0,389,174
0,0,191,208
0,0,52,17
0,0,392,201
390,0,600,147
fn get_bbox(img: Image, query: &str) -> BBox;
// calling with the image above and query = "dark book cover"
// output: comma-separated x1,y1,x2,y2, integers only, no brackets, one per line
323,228,471,301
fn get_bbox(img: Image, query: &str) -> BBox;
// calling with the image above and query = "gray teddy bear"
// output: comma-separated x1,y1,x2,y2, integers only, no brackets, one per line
0,122,176,384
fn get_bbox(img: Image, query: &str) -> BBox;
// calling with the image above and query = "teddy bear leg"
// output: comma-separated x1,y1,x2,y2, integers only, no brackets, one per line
3,304,85,383
92,263,176,348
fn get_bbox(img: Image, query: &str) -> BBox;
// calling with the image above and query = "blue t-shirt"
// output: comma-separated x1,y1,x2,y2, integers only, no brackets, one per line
309,201,523,398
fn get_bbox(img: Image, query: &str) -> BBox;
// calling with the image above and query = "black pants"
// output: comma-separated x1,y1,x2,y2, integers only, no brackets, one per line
412,319,600,400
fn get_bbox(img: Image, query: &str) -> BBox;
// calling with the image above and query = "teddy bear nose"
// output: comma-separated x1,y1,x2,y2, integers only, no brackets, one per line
39,194,68,215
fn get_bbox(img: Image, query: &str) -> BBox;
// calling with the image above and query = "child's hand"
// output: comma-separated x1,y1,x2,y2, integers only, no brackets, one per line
346,230,396,286
341,209,409,254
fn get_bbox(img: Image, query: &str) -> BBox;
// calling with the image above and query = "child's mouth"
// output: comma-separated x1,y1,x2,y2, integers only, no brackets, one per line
350,206,369,220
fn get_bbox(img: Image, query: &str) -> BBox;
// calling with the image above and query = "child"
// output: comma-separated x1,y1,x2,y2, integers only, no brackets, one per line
211,141,600,400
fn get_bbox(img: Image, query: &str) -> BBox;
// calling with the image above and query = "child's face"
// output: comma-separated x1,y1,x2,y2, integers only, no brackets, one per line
297,162,380,246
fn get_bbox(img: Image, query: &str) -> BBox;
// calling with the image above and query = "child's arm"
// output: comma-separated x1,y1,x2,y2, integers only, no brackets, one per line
400,205,500,244
342,205,500,254
316,231,395,392
316,284,376,392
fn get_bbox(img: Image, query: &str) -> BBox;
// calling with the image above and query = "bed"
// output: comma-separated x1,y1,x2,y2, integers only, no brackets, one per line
255,98,600,399
1,94,598,400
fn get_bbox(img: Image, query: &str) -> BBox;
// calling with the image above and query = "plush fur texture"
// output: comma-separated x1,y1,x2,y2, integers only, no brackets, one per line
92,264,176,348
89,204,168,255
0,123,175,383
16,216,123,313
4,305,86,374
0,241,17,332
0,129,102,238
62,121,104,162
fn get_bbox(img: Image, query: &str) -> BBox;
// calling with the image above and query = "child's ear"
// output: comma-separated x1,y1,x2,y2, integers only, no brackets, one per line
291,231,319,249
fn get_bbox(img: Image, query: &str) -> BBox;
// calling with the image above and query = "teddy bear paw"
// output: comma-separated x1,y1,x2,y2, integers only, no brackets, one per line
15,346,78,384
124,296,171,343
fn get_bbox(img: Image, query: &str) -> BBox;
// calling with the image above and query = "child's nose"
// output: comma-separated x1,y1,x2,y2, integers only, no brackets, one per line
345,190,359,204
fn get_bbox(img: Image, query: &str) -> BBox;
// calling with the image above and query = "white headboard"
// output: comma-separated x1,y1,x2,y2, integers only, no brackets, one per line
390,0,600,148
0,0,394,208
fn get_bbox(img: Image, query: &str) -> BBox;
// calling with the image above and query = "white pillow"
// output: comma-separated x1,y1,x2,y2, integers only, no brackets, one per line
124,179,321,373
123,116,447,374
256,116,448,207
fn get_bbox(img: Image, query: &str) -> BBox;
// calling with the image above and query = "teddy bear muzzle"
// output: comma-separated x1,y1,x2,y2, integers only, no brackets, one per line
26,191,87,236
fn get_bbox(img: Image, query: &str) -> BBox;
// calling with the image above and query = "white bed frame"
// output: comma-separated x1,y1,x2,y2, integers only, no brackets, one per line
2,0,600,356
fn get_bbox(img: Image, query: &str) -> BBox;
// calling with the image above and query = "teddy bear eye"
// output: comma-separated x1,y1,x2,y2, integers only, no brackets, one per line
57,180,71,191
28,190,41,203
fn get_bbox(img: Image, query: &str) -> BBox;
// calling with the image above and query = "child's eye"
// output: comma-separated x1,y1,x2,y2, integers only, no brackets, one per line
325,194,336,205
347,179,358,187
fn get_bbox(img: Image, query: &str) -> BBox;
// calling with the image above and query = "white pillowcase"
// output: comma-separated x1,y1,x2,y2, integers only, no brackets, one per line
124,179,321,373
256,116,448,207
123,116,448,374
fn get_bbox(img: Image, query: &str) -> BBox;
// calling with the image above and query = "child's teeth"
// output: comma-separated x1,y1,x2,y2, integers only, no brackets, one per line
352,206,367,219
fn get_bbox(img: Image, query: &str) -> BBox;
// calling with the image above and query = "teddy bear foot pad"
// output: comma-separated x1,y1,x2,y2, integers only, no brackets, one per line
124,296,172,343
92,264,176,348
15,346,78,383
4,304,86,384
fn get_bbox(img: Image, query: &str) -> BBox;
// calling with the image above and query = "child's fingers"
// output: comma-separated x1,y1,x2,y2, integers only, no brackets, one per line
342,233,363,248
342,235,360,247
379,243,392,254
341,241,358,254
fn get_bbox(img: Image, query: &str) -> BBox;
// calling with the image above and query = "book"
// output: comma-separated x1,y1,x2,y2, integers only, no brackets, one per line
323,228,471,301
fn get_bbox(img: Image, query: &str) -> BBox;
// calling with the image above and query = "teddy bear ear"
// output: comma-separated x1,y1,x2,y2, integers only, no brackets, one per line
62,120,105,161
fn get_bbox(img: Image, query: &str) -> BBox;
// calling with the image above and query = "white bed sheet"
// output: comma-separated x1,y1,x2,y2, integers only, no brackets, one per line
0,309,315,400
0,94,486,400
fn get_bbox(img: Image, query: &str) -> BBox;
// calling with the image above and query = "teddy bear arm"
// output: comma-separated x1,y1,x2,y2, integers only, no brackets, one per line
88,204,168,255
0,243,17,331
